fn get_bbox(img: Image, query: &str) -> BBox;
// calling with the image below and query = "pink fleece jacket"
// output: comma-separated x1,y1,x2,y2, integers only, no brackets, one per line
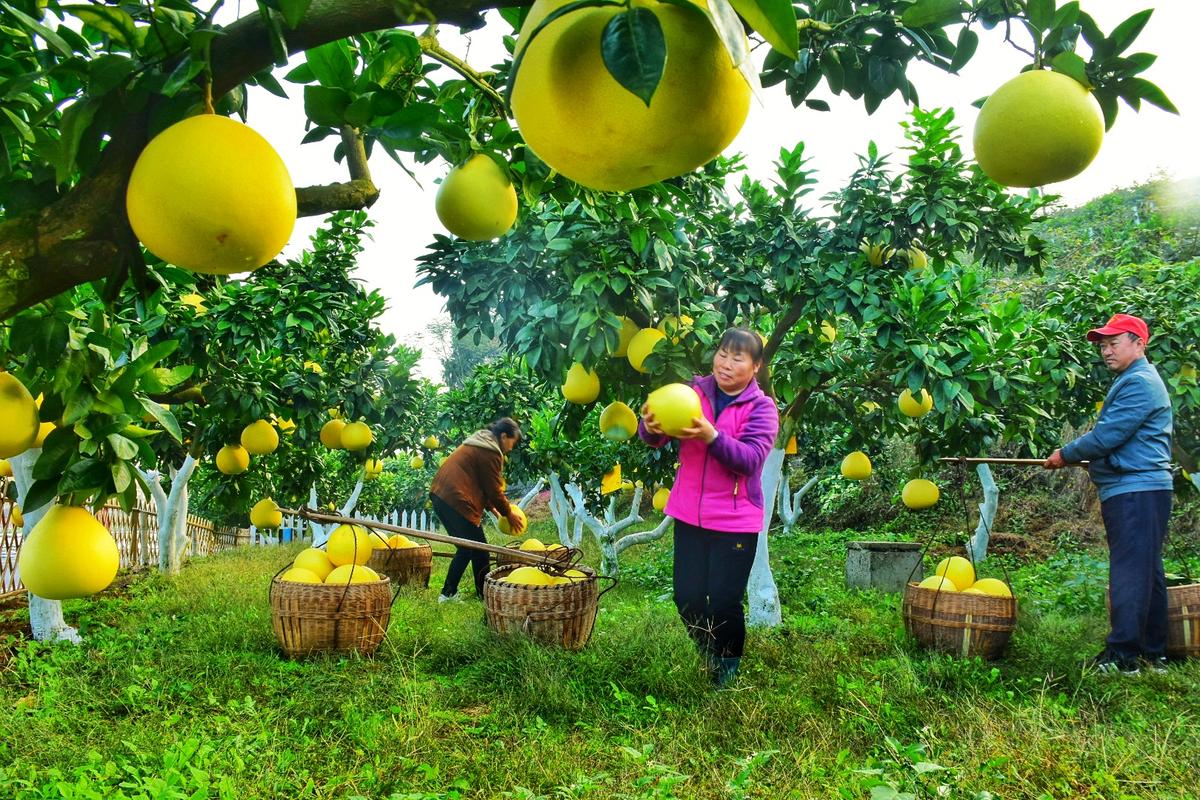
639,375,779,533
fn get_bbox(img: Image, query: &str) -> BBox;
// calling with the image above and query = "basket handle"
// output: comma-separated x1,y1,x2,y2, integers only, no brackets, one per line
596,573,619,600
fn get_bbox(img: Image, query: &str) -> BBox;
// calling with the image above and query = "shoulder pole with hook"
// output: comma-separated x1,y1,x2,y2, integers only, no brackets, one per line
279,506,572,569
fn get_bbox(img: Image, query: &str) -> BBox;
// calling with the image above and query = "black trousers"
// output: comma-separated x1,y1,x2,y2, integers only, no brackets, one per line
1101,489,1173,660
673,520,759,658
432,494,489,598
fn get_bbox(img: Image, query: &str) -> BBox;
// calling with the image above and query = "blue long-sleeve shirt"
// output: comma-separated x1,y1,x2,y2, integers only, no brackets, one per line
1061,357,1173,501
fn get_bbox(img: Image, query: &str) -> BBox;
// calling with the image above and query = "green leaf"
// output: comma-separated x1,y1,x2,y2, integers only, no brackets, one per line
306,40,356,89
22,479,59,516
111,461,133,494
1,106,35,143
33,427,78,481
278,0,315,29
1093,88,1118,130
900,0,964,29
1026,0,1055,32
1049,52,1089,87
728,0,798,58
601,9,666,106
140,398,182,442
1,2,77,57
303,85,352,127
61,4,137,47
705,0,756,89
949,28,977,73
1120,77,1178,114
106,433,138,460
1108,8,1152,56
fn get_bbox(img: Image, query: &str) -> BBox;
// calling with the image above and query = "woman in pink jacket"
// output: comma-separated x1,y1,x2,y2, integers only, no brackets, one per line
639,328,780,687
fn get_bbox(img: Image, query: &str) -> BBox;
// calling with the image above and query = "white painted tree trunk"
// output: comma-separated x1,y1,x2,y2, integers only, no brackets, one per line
137,454,197,575
565,484,670,575
310,479,365,548
10,451,80,643
777,473,819,530
967,464,999,564
1190,473,1200,494
747,448,784,628
548,473,586,548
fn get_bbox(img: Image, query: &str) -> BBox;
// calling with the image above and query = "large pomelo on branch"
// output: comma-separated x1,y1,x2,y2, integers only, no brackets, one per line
0,371,39,458
340,421,374,451
250,498,282,529
901,479,940,510
435,154,519,240
17,505,119,599
599,401,638,441
215,444,250,475
562,363,600,404
645,383,701,438
973,70,1104,188
840,451,872,480
609,317,640,358
510,0,751,191
126,114,296,274
240,419,279,455
627,328,666,373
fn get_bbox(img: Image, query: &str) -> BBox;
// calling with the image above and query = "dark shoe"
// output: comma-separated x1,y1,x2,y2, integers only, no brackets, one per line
1141,655,1169,674
1084,650,1139,676
713,657,741,689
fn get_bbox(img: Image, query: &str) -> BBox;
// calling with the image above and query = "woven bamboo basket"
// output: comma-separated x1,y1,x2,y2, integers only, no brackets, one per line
1104,583,1200,660
494,541,574,568
902,583,1017,659
1167,583,1200,659
270,575,393,657
483,564,600,650
367,545,433,588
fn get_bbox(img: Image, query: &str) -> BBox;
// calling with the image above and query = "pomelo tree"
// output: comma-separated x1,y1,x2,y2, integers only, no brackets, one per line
1,212,424,640
416,109,1104,623
0,0,1174,319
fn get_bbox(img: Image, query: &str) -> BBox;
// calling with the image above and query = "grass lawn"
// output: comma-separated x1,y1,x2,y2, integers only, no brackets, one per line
1,516,1197,799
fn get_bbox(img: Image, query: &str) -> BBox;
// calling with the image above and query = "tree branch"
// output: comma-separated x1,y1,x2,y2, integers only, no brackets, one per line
417,27,507,112
0,0,519,321
297,125,381,216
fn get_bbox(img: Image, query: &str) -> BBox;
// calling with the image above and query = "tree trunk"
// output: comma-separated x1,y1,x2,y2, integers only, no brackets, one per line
747,448,784,628
966,464,999,563
10,451,81,643
548,473,585,548
777,473,818,530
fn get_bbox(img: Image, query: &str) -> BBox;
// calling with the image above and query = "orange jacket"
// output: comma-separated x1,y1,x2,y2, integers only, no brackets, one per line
429,430,512,525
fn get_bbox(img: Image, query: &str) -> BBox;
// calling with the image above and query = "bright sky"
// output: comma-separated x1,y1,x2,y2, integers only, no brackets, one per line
241,1,1200,383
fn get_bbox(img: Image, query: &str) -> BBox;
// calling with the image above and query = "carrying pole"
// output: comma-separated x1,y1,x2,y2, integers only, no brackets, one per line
937,457,1089,467
280,506,561,566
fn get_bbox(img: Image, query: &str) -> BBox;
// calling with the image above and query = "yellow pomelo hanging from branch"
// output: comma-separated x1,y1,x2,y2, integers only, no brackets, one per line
973,70,1104,188
0,371,39,458
840,451,872,480
599,401,638,441
215,444,250,475
250,498,282,529
126,114,296,274
627,328,666,373
610,317,640,357
511,0,751,191
435,154,519,240
320,419,346,449
17,505,119,599
562,363,600,404
897,388,933,418
340,421,373,451
240,419,279,455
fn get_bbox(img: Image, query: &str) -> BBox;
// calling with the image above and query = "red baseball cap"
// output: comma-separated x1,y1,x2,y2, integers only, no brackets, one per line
1086,313,1150,343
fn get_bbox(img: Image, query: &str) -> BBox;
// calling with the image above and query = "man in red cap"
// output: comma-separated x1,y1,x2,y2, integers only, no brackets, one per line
1045,313,1174,675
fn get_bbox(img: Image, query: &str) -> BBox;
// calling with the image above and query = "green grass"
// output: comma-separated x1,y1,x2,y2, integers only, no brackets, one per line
1,518,1198,799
